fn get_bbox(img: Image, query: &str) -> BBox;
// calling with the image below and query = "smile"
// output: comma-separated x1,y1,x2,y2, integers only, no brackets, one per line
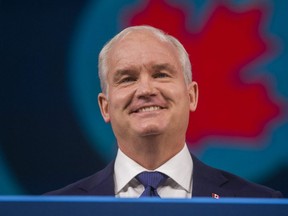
135,106,163,113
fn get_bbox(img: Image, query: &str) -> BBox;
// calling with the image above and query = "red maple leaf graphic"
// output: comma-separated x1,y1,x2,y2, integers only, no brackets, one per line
121,0,281,146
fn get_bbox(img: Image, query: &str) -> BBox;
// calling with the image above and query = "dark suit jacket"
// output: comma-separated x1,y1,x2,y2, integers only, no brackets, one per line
46,153,283,198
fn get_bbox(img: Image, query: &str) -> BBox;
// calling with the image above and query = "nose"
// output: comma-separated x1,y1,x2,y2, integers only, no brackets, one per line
135,75,156,99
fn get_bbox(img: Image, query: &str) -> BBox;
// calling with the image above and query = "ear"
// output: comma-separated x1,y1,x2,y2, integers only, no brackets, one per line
188,81,198,112
98,93,110,123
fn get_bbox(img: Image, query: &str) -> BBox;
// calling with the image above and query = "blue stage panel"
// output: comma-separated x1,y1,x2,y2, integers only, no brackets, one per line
0,196,288,216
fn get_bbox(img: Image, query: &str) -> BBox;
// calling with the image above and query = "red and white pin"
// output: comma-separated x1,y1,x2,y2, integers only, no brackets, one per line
212,193,220,199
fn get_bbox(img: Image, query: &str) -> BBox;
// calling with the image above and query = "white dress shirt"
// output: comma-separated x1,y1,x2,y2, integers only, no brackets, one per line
114,144,193,198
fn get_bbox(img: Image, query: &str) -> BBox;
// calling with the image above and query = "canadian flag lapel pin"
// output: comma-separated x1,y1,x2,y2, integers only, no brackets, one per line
212,193,220,199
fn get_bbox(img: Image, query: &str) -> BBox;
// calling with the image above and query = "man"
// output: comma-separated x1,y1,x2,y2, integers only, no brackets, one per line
47,25,282,198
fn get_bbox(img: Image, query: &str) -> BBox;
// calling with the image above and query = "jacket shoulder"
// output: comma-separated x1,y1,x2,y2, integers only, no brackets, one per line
191,154,283,198
220,169,283,198
44,162,115,196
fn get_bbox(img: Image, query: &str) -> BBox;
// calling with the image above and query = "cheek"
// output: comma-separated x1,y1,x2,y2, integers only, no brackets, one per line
108,88,134,110
173,88,192,114
163,84,189,101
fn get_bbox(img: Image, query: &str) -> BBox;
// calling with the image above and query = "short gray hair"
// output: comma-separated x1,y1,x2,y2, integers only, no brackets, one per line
98,25,192,94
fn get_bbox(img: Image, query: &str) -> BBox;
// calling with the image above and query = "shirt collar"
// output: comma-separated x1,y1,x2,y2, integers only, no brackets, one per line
155,144,193,192
114,144,193,194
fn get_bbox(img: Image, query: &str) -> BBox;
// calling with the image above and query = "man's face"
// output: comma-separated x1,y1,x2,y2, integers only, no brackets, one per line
98,31,198,145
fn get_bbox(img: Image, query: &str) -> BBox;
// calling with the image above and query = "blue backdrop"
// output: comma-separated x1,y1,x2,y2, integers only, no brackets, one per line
1,0,287,196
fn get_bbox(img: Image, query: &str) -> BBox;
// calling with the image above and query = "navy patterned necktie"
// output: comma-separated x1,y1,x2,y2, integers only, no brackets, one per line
136,171,168,197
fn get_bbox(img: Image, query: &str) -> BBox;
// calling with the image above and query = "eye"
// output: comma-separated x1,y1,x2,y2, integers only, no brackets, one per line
153,72,170,79
119,76,137,83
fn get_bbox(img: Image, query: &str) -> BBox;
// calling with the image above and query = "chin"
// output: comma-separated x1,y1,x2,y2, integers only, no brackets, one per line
136,125,164,137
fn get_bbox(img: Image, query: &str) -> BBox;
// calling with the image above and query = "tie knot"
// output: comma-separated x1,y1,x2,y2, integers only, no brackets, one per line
136,171,167,190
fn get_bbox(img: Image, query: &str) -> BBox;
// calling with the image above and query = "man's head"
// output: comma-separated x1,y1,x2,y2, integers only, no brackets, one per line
98,25,198,160
98,25,192,95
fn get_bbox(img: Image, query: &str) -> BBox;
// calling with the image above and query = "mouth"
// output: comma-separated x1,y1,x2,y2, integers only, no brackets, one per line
131,105,165,114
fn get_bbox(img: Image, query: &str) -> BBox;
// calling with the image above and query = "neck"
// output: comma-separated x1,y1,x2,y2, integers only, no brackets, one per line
117,135,185,170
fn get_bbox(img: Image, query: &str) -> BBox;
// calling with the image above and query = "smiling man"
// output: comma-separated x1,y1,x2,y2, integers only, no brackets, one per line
46,25,282,198
98,27,198,173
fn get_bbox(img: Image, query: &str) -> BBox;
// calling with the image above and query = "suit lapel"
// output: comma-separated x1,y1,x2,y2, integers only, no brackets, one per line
78,161,115,196
191,153,234,197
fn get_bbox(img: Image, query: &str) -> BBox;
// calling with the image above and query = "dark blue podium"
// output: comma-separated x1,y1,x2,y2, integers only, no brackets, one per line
0,196,287,216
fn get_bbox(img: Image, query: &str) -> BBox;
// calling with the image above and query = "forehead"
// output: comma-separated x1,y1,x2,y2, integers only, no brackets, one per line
107,31,181,72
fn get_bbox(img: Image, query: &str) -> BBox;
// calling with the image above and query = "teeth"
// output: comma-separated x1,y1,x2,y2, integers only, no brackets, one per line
137,106,161,113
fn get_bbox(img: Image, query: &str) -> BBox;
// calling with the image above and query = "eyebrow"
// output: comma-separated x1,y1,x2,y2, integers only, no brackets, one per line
151,63,177,74
113,68,137,83
112,63,177,82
